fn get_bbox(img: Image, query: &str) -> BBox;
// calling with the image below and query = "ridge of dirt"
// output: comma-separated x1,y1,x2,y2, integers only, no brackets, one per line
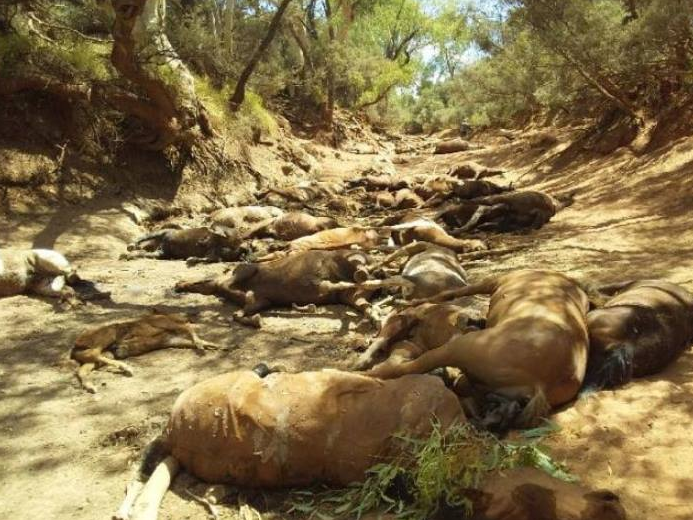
1,126,692,519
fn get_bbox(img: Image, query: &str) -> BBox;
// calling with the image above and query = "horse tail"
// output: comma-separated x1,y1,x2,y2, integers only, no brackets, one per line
137,435,169,478
517,387,551,428
581,344,635,394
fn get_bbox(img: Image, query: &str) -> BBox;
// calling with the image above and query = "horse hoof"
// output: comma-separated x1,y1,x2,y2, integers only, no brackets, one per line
253,363,271,378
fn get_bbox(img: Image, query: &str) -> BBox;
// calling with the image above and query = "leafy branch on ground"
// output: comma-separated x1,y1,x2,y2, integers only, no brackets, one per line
288,419,571,520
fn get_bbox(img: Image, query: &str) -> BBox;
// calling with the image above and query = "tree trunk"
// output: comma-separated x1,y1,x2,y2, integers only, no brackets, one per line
206,0,219,39
222,0,235,57
322,0,335,128
621,0,638,23
109,0,212,150
229,0,293,110
287,20,313,76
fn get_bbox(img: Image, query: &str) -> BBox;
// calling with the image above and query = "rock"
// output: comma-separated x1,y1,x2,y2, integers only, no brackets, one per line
281,164,297,176
528,131,559,149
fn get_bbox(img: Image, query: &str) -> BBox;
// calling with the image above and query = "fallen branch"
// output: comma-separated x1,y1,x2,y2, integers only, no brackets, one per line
51,141,69,175
27,12,113,43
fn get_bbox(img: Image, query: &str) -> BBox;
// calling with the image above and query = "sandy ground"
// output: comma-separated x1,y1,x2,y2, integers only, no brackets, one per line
1,129,692,519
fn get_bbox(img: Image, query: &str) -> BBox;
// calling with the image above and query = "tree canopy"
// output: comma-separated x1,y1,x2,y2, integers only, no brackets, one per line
1,0,691,151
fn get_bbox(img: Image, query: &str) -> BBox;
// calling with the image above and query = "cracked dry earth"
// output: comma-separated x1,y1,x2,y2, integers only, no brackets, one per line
1,130,693,519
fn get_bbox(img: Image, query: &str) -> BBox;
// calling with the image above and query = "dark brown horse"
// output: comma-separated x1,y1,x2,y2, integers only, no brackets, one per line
584,280,693,390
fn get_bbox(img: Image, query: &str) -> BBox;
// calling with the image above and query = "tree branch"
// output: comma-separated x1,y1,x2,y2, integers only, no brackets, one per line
357,82,398,108
27,12,113,43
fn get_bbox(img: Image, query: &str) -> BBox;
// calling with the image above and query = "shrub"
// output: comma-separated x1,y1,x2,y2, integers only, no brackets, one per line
194,75,279,140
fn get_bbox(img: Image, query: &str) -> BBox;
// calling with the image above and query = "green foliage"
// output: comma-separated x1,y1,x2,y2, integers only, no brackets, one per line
5,0,691,142
167,4,236,81
428,0,473,80
52,40,111,81
0,33,32,74
455,26,566,125
240,90,280,136
355,0,430,64
394,0,693,130
288,420,572,520
194,75,278,138
0,22,111,82
194,75,231,120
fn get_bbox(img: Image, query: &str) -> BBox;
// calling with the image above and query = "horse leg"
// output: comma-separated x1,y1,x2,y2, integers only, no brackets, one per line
376,242,430,268
120,250,164,261
128,230,167,251
229,291,267,328
187,328,220,350
367,341,424,375
354,309,414,370
407,275,499,306
76,362,97,393
163,334,220,351
130,456,180,520
72,345,110,393
458,203,505,232
31,275,66,298
185,256,214,266
367,340,460,379
292,303,319,312
354,336,392,370
341,289,382,327
96,353,134,376
242,291,270,315
319,277,414,296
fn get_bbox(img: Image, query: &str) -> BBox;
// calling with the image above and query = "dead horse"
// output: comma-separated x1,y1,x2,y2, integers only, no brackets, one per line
113,369,462,520
584,279,693,390
113,370,626,520
367,270,590,427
